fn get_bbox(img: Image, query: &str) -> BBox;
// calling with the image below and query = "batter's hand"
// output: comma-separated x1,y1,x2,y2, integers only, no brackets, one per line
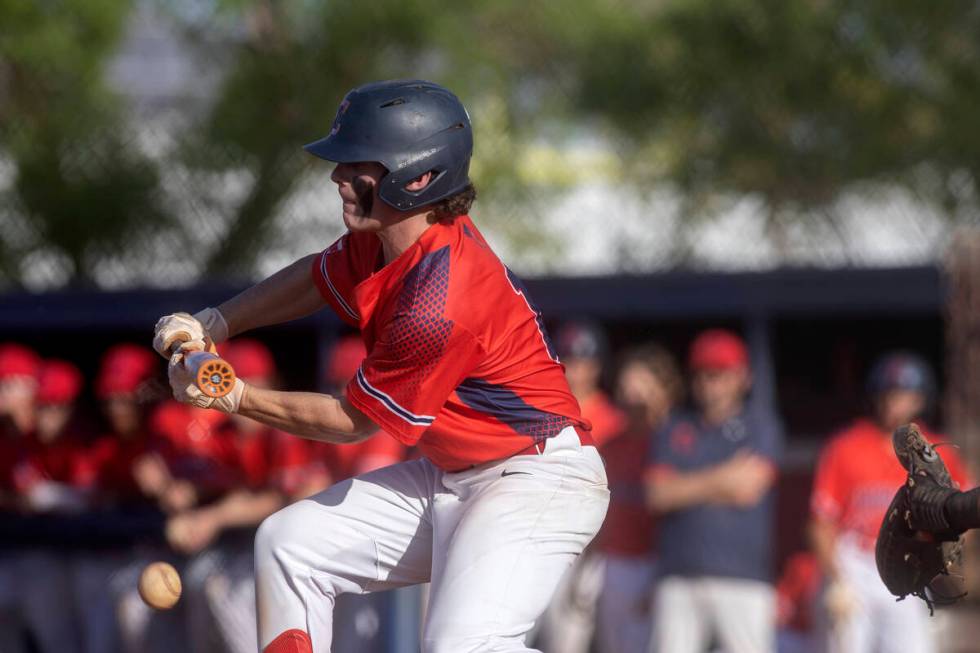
153,308,229,359
168,348,244,413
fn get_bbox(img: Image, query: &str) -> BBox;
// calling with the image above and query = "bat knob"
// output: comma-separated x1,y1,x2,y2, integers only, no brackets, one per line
183,351,236,398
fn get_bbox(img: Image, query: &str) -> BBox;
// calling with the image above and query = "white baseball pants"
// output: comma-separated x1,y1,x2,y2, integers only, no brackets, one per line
816,540,933,653
654,575,775,653
255,427,609,653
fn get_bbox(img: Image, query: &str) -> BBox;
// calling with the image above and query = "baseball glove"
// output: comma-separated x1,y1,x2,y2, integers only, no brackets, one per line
875,423,965,613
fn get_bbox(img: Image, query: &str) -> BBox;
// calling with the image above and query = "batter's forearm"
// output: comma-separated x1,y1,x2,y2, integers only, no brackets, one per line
217,254,326,337
238,385,376,444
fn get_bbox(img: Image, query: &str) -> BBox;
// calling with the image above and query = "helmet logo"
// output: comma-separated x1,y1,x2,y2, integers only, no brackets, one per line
330,99,351,136
397,145,444,170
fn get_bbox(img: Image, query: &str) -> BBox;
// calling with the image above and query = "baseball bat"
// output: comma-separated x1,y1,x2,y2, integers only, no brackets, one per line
165,332,237,399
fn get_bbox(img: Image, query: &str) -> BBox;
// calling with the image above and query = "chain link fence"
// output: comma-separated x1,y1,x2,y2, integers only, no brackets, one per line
3,1,980,291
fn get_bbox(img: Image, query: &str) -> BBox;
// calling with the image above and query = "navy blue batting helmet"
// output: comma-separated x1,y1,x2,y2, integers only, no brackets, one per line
867,351,936,399
304,79,473,211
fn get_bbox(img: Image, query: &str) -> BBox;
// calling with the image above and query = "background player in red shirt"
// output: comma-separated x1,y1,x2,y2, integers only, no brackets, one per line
154,79,609,653
554,320,625,447
594,344,681,653
0,343,40,504
16,359,90,512
808,351,968,653
0,344,83,653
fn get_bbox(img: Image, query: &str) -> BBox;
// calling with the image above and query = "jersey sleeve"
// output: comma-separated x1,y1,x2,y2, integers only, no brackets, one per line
810,439,846,524
347,315,484,446
312,234,362,327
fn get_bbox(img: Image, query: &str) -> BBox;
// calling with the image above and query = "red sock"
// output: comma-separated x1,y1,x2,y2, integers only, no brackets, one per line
263,630,313,653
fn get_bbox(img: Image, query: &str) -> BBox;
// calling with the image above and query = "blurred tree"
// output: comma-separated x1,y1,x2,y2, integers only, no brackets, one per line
564,0,980,252
0,0,170,287
4,0,980,286
168,0,589,278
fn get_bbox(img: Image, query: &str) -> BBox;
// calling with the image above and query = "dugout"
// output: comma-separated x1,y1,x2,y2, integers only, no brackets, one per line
0,264,944,441
0,264,945,568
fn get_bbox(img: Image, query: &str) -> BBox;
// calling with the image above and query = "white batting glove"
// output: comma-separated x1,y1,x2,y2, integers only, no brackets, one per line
152,308,229,359
167,351,245,413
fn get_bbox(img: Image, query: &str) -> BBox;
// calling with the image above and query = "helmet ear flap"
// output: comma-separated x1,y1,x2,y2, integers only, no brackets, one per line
379,156,466,211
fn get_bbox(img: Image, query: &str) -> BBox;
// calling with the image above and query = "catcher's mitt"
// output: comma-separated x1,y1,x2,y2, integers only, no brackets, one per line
875,423,965,613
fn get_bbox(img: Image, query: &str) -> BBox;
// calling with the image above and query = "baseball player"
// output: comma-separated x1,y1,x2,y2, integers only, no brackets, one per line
808,352,968,653
594,343,681,653
14,359,89,512
153,79,609,653
645,329,783,653
14,360,91,652
554,320,626,447
0,343,82,653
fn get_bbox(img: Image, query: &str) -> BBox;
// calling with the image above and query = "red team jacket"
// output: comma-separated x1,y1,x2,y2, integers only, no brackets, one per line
810,418,970,550
313,215,589,471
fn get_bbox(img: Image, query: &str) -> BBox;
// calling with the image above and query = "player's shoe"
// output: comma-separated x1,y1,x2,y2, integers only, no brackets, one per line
892,423,961,538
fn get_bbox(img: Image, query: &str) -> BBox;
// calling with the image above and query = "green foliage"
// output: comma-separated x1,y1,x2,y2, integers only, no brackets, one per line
567,0,980,213
0,0,169,286
3,0,980,287
172,0,578,277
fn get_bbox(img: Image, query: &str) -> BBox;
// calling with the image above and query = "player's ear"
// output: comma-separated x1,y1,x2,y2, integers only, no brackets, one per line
404,171,434,192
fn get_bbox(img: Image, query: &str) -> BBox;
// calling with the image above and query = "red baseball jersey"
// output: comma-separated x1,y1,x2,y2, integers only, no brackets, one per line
595,427,656,557
0,437,27,496
810,418,970,549
579,391,626,448
12,432,90,493
83,434,157,499
313,215,588,470
211,422,313,496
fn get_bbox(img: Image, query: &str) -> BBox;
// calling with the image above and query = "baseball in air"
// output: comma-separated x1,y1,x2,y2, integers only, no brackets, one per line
138,561,182,610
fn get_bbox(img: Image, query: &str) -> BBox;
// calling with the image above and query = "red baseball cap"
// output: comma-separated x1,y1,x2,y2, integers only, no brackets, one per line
689,329,749,371
0,343,41,381
37,359,83,405
96,344,157,399
220,339,275,382
326,336,366,385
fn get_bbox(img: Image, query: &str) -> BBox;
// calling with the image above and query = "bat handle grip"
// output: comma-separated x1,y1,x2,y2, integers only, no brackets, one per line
165,330,197,357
